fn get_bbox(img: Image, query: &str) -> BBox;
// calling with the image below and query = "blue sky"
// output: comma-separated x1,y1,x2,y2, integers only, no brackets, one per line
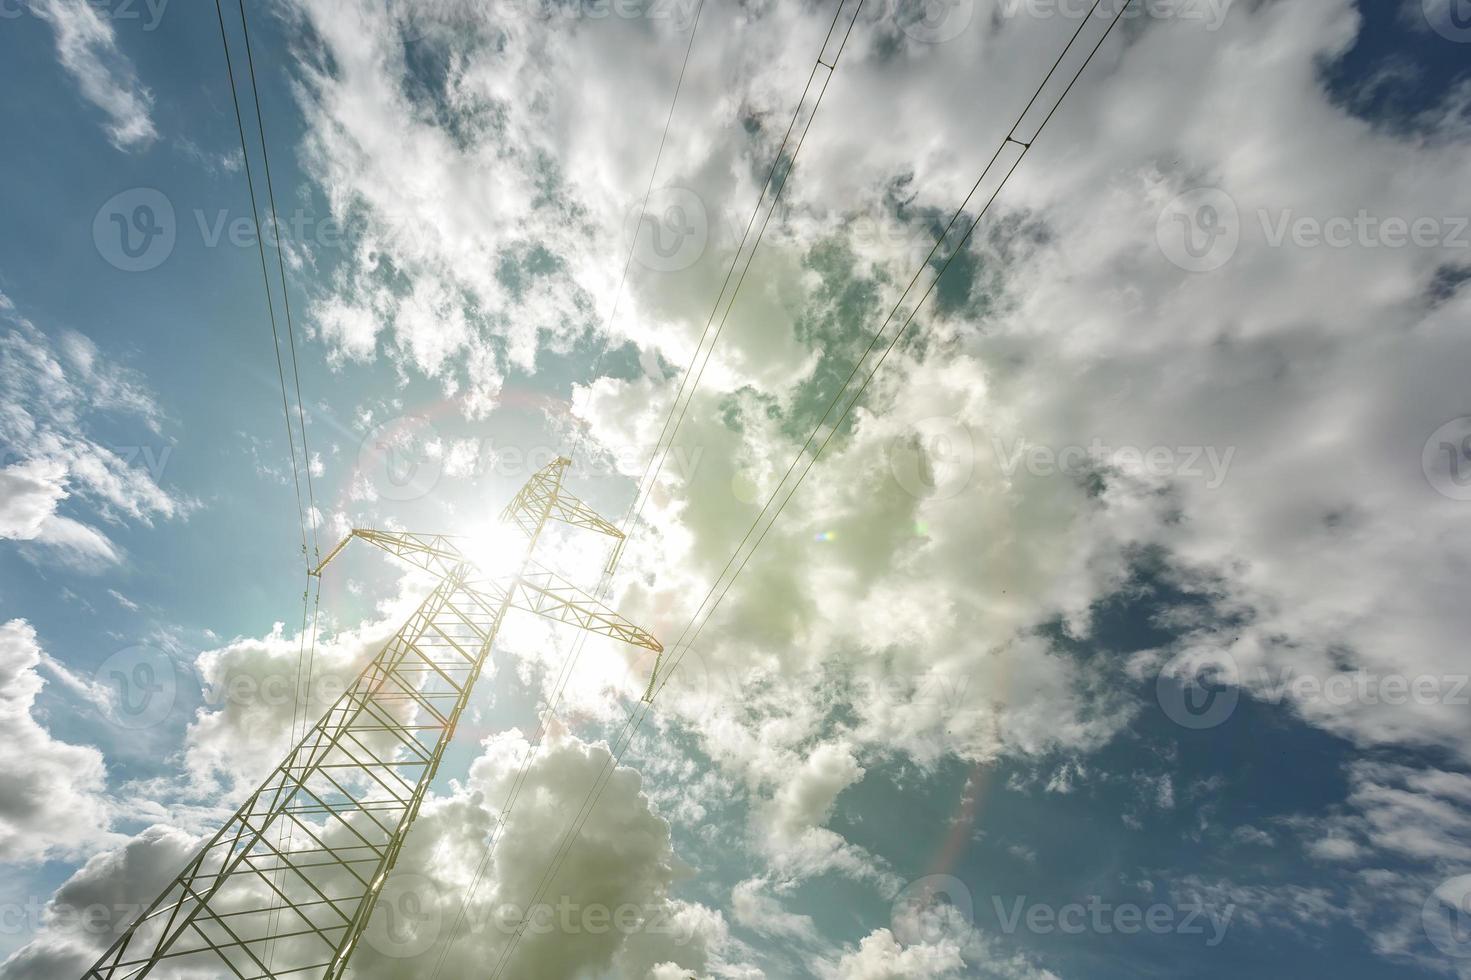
1,1,1470,978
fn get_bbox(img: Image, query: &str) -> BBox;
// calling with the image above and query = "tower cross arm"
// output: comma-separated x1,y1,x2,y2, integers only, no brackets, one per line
311,529,469,578
546,488,625,539
507,561,662,652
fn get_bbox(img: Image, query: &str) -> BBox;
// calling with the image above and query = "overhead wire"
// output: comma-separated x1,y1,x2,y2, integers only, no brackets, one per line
423,5,709,977
566,0,708,465
603,0,865,578
232,0,324,804
652,0,1128,702
236,0,321,568
215,0,325,967
486,3,1134,976
211,0,311,571
473,8,867,975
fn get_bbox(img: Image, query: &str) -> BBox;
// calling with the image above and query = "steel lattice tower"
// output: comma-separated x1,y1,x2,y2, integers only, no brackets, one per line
82,457,662,980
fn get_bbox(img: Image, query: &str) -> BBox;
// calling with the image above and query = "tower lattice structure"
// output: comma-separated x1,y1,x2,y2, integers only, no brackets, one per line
82,457,662,980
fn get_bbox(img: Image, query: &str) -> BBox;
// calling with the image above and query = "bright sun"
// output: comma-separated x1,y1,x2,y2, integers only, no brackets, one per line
457,521,531,579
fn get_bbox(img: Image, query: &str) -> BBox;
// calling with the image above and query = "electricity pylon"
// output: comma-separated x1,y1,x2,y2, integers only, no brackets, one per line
83,457,662,980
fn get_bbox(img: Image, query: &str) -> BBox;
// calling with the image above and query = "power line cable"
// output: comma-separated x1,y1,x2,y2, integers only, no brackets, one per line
476,9,865,975
603,0,865,578
568,0,708,465
212,0,311,570
424,6,709,976
649,1,1127,697
232,0,324,826
236,0,321,564
488,5,1133,975
214,2,325,966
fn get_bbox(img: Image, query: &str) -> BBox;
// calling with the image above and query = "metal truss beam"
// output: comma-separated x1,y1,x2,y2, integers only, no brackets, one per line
83,456,660,980
510,561,661,652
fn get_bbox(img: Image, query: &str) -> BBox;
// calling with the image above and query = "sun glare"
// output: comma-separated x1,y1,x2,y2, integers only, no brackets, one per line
458,521,531,579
